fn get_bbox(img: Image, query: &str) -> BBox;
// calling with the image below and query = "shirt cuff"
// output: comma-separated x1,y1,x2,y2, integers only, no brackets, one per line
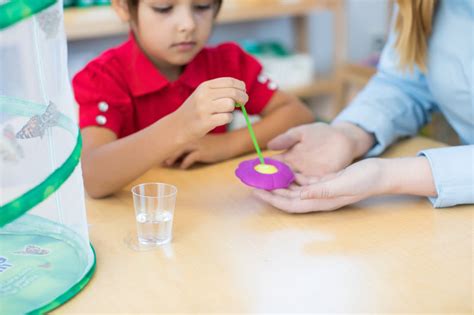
418,146,474,208
334,103,399,157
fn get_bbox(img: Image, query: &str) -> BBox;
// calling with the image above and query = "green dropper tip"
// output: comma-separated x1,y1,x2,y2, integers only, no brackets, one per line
236,103,265,165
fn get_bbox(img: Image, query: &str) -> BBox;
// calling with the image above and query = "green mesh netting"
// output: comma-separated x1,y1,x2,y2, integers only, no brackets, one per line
0,0,57,30
0,1,96,313
0,215,96,314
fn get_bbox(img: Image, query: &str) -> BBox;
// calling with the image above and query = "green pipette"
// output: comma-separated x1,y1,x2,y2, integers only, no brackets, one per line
236,103,265,165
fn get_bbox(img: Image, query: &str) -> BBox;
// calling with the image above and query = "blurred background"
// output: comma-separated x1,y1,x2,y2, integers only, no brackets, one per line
65,0,458,144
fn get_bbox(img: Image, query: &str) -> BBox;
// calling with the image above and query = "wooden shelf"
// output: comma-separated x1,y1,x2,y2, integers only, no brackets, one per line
218,0,334,24
64,0,335,40
286,76,336,98
64,6,125,40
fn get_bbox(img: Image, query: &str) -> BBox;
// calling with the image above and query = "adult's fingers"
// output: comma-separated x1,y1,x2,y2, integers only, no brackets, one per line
300,172,350,200
254,189,355,212
271,188,301,198
253,190,317,213
294,173,315,185
267,128,300,150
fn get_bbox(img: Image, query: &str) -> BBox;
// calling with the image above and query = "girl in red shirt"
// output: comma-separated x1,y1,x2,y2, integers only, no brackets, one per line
73,0,314,198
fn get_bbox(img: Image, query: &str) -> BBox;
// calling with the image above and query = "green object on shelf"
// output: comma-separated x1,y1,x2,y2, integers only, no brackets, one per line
94,0,111,5
241,40,262,55
263,42,289,56
0,0,56,30
63,0,76,7
75,0,95,7
241,40,290,57
236,103,265,165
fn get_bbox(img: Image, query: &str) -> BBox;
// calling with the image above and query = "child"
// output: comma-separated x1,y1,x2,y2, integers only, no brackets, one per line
73,0,314,198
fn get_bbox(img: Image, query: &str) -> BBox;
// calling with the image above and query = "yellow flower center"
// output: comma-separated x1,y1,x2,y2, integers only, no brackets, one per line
254,164,278,174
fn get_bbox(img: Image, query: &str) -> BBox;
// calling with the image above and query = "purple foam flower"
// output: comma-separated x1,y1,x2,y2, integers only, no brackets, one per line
235,157,295,190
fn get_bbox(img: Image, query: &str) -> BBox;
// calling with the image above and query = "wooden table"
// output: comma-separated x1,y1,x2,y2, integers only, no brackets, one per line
58,137,473,313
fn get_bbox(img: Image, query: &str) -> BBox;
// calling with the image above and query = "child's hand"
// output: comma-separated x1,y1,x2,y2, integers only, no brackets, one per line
164,133,238,169
253,158,388,213
174,77,248,143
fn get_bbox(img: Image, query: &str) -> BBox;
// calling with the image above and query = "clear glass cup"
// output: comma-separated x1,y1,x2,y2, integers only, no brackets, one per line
130,183,177,248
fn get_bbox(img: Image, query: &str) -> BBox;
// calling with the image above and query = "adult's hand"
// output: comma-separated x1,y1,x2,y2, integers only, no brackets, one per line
253,157,437,213
253,158,387,213
268,122,374,177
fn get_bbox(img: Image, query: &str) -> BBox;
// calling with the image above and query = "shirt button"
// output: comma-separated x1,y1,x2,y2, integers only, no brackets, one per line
257,74,268,84
98,101,109,112
96,115,107,125
268,81,278,90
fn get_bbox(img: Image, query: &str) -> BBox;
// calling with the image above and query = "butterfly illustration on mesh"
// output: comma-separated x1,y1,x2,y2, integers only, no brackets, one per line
37,8,61,39
14,245,50,256
0,256,13,273
16,101,60,139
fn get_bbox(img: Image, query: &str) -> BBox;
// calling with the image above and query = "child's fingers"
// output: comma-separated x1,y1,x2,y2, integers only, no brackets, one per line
211,113,233,127
211,88,249,105
165,156,180,167
166,148,188,167
212,98,236,114
180,151,200,169
206,77,246,91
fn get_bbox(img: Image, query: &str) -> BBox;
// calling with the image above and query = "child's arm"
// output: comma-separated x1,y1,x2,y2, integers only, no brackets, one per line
165,90,314,169
81,78,248,198
81,116,186,199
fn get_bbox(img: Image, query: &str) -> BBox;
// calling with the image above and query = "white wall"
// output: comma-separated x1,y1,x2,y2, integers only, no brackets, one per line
347,0,390,62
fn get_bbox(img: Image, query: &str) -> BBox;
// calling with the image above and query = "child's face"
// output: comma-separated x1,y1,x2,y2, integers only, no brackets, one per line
134,0,216,67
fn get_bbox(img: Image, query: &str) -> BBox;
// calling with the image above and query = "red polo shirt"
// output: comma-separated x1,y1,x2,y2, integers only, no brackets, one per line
72,35,277,138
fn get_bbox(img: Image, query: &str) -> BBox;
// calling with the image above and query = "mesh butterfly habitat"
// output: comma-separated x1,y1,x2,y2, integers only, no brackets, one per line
0,1,95,313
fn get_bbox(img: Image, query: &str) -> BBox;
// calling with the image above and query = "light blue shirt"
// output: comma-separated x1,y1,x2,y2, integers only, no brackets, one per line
335,0,474,208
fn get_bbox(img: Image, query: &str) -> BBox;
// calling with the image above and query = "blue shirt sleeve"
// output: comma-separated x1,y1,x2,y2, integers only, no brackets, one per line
418,146,474,208
334,29,437,156
333,12,474,208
